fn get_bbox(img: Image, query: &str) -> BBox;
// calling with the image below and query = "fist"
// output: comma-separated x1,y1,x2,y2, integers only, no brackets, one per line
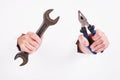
17,32,42,53
78,29,109,54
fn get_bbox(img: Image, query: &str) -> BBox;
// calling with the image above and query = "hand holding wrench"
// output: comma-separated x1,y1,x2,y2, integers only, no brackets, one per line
14,9,60,66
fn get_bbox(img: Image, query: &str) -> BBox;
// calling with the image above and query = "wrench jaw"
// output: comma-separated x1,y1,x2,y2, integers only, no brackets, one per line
49,16,60,25
44,9,60,25
14,51,29,66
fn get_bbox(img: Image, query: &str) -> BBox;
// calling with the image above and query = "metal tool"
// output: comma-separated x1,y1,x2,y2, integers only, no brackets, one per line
78,10,97,54
14,9,60,66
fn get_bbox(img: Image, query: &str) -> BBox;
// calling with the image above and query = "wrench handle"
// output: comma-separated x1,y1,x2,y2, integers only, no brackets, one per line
36,22,48,37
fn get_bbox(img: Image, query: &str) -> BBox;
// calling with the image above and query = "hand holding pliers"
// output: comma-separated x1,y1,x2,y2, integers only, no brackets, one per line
78,10,97,54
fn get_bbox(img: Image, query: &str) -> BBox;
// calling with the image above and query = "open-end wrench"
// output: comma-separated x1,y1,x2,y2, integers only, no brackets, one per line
14,9,60,66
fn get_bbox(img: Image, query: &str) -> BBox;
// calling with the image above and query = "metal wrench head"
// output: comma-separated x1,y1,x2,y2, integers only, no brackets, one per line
44,9,60,25
14,51,28,66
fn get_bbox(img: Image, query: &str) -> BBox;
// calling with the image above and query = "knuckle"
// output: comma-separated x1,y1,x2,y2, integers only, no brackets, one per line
102,43,106,47
27,31,33,35
96,30,104,37
32,47,36,51
33,43,38,48
102,42,107,49
97,32,102,37
27,32,35,37
100,38,104,43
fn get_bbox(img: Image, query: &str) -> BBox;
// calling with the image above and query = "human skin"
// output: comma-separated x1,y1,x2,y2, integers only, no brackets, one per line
17,29,109,54
78,29,109,54
17,32,42,53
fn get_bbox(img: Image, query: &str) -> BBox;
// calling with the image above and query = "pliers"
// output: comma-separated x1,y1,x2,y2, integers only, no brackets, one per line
78,10,97,54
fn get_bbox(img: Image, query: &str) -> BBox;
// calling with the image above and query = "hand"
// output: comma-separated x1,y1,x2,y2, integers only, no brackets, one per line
17,32,42,54
90,29,109,53
78,29,109,54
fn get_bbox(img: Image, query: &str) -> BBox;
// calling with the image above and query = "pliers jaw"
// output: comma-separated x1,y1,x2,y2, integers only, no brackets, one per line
78,10,90,38
78,10,89,27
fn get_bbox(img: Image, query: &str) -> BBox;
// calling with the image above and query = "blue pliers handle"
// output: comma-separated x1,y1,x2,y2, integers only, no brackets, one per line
80,25,97,54
78,10,97,54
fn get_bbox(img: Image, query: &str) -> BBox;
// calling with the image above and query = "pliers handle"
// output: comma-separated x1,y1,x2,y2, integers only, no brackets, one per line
80,25,97,54
78,10,97,54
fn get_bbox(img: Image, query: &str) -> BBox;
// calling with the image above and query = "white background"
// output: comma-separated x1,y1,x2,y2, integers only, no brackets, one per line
0,0,120,80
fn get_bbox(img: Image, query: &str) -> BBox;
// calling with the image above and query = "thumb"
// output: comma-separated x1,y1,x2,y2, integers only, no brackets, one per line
78,35,89,46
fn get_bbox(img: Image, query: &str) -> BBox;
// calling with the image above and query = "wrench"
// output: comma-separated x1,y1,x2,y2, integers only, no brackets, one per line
14,9,60,66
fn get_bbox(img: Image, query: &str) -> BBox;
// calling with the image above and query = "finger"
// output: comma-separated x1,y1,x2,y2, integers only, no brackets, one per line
79,35,89,46
92,29,103,41
96,47,105,53
20,44,32,53
96,40,109,52
28,39,41,51
92,42,107,53
27,32,41,44
91,38,103,49
24,41,36,53
28,38,39,48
